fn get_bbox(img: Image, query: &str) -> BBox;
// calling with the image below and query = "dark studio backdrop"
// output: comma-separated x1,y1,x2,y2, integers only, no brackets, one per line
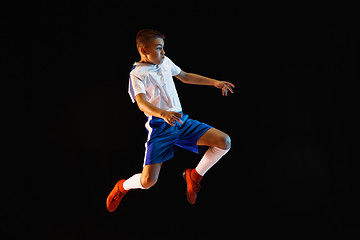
5,2,358,239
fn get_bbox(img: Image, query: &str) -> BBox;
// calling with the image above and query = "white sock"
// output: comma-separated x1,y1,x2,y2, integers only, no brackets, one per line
122,173,145,190
195,147,229,176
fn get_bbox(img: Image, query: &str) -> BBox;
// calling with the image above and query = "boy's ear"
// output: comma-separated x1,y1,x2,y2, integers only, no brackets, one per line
140,47,147,55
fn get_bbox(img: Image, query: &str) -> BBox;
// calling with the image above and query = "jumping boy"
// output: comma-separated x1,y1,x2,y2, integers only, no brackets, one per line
106,29,235,212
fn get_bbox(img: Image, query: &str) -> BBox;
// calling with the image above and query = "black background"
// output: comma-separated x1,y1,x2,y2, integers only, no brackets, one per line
4,1,358,239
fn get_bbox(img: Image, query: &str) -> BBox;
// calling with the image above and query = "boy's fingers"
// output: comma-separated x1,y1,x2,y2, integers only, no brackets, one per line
174,116,183,124
168,112,183,124
174,112,183,123
175,112,182,118
223,86,228,96
227,82,235,88
222,83,234,96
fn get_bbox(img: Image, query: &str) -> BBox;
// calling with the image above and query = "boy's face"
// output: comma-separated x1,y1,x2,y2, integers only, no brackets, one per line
141,37,165,65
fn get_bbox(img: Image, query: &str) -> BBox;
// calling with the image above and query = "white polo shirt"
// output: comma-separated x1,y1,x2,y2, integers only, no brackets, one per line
128,56,182,116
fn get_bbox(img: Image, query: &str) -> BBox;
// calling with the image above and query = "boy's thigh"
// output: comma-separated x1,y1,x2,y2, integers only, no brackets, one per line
141,163,163,181
196,128,230,148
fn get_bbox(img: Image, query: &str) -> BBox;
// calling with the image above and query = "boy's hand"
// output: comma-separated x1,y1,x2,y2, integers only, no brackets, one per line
161,111,183,126
214,81,235,96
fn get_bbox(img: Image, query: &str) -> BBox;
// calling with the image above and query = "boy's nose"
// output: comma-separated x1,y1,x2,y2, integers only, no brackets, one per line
161,49,165,55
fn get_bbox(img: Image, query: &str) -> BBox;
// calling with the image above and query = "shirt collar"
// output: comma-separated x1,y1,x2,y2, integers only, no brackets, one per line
134,61,162,70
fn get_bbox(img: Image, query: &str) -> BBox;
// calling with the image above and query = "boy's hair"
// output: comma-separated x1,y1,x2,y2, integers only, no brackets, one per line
136,29,165,50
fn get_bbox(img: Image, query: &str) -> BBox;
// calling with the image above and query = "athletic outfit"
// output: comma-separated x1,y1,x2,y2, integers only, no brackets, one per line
106,56,229,211
129,56,212,166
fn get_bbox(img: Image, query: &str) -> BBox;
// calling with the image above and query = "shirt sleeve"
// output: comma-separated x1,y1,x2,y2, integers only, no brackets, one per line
166,57,181,76
128,74,146,103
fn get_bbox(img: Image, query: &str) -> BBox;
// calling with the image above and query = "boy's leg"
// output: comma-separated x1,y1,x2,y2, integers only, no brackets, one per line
123,163,163,190
195,128,231,176
183,128,230,204
196,128,231,150
140,163,163,189
106,163,162,212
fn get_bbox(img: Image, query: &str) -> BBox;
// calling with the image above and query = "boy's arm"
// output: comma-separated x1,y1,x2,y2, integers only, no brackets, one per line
175,70,235,96
135,93,183,126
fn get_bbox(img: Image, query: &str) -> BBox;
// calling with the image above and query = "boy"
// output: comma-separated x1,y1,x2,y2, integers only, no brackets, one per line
106,29,234,212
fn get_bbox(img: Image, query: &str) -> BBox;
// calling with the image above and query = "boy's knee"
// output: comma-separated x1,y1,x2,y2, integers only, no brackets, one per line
140,175,158,189
219,134,231,150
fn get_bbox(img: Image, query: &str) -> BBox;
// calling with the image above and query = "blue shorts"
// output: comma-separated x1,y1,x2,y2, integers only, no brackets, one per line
143,112,212,166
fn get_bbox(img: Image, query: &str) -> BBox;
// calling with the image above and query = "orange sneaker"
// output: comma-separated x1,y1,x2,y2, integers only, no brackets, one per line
183,169,202,204
106,179,128,212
